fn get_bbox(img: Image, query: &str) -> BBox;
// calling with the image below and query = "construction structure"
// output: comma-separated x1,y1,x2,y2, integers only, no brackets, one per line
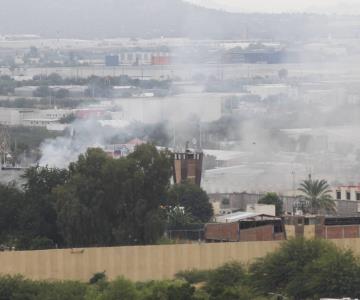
285,215,360,240
205,212,285,242
173,144,203,186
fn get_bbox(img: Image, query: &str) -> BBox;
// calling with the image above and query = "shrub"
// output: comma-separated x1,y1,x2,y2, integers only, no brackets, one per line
89,272,107,285
204,262,252,299
250,238,360,299
98,277,139,300
0,275,39,300
175,269,212,284
36,281,88,300
138,280,195,300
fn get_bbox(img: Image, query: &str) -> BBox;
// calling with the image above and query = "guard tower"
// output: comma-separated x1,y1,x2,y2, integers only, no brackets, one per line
173,143,203,186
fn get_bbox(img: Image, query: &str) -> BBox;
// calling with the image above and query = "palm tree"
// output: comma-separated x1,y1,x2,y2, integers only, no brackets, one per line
298,176,336,215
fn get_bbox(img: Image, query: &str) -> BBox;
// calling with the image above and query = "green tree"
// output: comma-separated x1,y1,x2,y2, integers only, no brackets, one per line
55,88,70,99
99,277,139,300
298,176,336,214
33,86,51,98
60,113,76,124
258,193,283,216
55,145,172,247
205,262,251,299
0,182,24,247
167,206,195,228
18,166,68,249
303,248,360,299
167,183,213,223
138,280,196,300
55,148,116,247
250,238,348,299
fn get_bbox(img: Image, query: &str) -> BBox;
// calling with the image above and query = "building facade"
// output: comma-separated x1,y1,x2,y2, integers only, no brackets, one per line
173,149,203,186
334,186,360,202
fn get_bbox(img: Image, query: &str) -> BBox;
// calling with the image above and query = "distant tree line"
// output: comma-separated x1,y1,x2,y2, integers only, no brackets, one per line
0,97,96,109
0,144,213,250
0,74,172,97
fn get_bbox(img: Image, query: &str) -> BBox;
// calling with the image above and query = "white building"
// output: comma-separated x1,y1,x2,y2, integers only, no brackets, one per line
21,109,72,127
111,93,223,124
333,185,360,202
0,109,22,126
0,108,72,127
244,84,297,100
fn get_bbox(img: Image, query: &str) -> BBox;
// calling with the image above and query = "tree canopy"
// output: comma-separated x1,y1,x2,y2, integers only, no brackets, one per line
250,238,360,299
0,144,177,249
258,193,283,216
55,145,173,247
167,182,213,223
298,176,336,215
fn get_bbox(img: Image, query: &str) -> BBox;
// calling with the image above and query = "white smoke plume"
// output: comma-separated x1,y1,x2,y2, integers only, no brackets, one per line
39,119,129,168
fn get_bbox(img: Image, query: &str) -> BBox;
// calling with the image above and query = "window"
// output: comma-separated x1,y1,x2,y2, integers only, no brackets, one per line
346,191,351,200
336,191,341,200
357,193,360,201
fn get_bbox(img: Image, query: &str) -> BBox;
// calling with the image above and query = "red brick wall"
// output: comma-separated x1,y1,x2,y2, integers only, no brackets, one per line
316,225,360,239
240,225,277,242
315,225,325,238
205,223,285,242
205,223,239,242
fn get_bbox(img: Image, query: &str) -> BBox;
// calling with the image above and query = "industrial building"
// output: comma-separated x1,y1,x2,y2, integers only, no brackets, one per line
209,192,360,217
105,54,119,67
0,108,72,127
205,212,285,242
115,51,172,65
285,216,360,240
173,147,203,186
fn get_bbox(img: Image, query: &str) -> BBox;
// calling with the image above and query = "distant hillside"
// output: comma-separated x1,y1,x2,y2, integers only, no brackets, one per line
1,0,360,39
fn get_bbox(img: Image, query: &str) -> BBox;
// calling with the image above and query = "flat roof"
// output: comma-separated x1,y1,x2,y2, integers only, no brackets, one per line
215,212,279,223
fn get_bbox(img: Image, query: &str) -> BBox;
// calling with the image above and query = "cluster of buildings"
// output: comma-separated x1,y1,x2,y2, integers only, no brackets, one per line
105,51,171,66
0,108,71,128
171,147,360,244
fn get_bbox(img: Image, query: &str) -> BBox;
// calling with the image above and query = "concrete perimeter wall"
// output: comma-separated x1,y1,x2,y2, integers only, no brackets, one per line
1,239,360,282
0,242,281,282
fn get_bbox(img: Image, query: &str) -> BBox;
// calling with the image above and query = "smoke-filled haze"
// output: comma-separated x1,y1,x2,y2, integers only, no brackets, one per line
187,0,360,14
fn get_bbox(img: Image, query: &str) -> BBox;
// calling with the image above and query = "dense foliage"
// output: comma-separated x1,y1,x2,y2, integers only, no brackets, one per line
258,192,283,216
250,238,360,299
0,144,213,249
0,73,172,98
167,183,213,223
298,176,336,214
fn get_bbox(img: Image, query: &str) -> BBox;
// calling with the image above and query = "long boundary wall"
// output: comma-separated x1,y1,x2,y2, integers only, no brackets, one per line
1,239,360,282
0,242,280,282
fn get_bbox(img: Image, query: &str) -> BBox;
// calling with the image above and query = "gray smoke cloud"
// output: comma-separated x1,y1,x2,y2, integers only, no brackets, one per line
39,119,129,168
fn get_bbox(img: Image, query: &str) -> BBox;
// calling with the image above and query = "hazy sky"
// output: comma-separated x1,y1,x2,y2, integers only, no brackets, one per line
186,0,360,14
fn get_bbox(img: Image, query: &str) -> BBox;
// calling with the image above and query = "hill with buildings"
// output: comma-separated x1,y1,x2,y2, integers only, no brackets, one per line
1,0,360,39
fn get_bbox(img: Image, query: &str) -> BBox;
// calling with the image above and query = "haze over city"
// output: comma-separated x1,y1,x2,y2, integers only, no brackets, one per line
187,0,360,14
1,0,360,299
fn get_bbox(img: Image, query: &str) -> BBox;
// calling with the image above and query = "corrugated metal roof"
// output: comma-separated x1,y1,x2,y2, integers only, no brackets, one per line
215,211,279,223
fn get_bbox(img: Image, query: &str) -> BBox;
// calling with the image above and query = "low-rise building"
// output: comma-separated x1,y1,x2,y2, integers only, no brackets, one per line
333,185,360,202
0,109,21,126
0,108,72,127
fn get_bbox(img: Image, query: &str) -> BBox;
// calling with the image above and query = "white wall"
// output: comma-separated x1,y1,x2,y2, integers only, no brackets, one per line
113,93,223,123
0,109,21,125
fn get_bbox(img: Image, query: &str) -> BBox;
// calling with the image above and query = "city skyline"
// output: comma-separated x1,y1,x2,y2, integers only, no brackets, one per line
186,0,360,14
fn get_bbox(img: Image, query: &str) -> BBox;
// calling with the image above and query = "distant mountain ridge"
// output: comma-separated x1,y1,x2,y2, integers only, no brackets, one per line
0,0,359,39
